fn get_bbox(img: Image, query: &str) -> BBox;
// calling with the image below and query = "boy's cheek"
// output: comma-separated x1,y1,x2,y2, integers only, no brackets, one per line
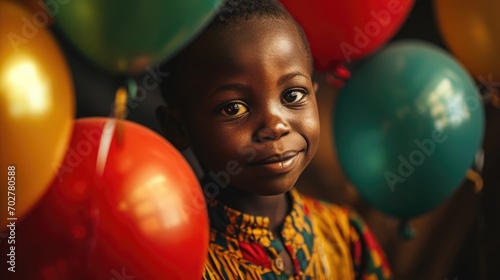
301,108,320,134
303,110,321,154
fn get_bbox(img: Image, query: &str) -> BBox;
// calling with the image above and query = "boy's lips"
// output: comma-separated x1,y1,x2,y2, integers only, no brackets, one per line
249,150,303,174
251,150,301,165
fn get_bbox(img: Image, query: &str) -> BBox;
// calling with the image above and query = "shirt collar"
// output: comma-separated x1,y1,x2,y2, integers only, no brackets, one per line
207,188,307,242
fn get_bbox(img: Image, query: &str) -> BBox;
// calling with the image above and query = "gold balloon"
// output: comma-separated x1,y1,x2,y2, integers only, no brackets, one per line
435,0,500,82
4,0,54,26
0,1,74,221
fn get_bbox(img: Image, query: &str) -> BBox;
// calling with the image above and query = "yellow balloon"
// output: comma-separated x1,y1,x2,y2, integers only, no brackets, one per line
435,0,500,82
0,1,74,222
4,0,54,26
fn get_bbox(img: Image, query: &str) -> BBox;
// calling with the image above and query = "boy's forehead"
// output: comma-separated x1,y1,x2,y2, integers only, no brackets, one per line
183,17,307,69
171,19,312,100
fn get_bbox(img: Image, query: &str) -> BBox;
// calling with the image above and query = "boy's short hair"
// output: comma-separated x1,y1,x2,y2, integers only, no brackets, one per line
159,0,311,106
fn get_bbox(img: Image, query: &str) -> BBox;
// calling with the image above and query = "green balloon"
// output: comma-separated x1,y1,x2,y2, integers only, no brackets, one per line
48,0,223,74
333,40,485,219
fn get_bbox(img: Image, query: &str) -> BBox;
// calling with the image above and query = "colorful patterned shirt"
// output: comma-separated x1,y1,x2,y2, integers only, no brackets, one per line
203,189,392,280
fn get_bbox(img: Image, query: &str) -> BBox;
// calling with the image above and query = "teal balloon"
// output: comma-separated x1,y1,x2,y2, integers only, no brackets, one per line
333,40,485,219
48,0,223,74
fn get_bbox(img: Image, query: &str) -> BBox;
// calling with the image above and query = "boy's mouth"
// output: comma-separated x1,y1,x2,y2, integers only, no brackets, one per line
251,150,301,165
249,150,303,174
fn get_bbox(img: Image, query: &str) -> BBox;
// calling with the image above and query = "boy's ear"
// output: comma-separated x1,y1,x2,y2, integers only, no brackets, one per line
313,81,319,94
156,106,190,150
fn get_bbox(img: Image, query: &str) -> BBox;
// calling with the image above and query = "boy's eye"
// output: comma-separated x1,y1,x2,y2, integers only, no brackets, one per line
282,90,306,103
220,102,249,116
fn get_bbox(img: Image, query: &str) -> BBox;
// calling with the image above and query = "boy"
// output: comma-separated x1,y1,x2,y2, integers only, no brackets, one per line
157,0,392,279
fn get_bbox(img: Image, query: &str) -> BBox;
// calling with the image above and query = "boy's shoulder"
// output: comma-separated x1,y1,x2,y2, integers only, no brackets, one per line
297,191,393,279
297,190,355,221
295,190,368,241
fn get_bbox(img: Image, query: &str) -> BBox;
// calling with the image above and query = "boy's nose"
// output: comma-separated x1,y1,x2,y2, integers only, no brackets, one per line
254,109,290,142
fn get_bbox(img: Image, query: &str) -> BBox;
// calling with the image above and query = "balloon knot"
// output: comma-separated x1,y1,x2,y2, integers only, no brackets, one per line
326,64,351,88
398,220,416,240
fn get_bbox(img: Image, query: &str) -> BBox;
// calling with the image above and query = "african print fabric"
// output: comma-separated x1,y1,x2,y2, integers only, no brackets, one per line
203,189,392,280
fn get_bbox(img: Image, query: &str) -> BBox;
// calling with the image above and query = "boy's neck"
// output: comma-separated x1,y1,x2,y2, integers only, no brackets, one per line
217,186,292,234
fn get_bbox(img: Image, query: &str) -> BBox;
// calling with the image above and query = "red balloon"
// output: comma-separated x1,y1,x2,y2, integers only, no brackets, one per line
1,118,209,280
280,0,414,71
83,118,209,280
0,175,93,280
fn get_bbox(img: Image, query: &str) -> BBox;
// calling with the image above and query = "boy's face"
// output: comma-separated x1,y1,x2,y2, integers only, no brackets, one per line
173,17,319,196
